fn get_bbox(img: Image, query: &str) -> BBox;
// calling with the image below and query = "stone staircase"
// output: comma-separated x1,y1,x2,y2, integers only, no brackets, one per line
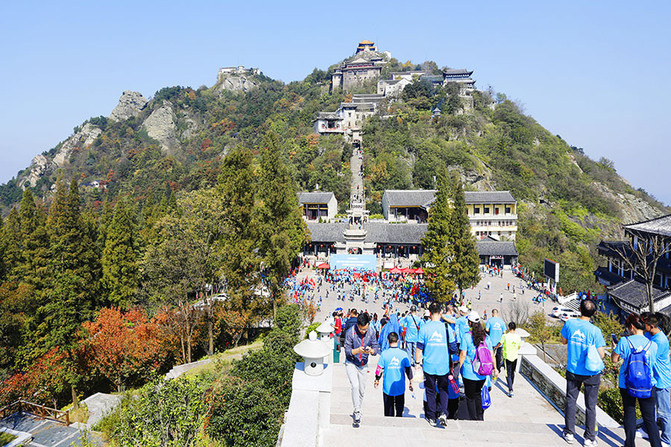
319,355,637,447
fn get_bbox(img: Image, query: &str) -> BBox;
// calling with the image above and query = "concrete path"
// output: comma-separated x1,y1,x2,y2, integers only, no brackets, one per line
350,146,364,205
0,413,102,446
321,354,637,447
81,392,122,429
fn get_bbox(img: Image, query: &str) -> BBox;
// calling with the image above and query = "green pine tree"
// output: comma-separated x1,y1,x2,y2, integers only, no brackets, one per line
102,199,139,310
447,176,481,298
217,147,261,314
25,180,101,360
421,168,456,302
256,133,308,317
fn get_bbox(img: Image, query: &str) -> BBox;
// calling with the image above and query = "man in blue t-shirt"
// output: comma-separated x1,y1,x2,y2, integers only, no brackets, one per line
485,309,506,371
375,331,413,417
455,305,470,347
417,302,453,427
644,312,671,446
560,300,605,446
401,305,423,366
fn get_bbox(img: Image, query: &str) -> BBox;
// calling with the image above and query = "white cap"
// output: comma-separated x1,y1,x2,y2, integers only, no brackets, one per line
467,311,481,323
458,305,469,314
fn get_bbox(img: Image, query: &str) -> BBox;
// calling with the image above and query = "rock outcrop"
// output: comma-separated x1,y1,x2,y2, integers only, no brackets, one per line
142,102,178,153
18,154,53,189
109,91,148,122
217,74,258,93
53,123,103,167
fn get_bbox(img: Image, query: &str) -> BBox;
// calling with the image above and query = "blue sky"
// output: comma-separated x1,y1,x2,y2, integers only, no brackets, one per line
1,0,670,205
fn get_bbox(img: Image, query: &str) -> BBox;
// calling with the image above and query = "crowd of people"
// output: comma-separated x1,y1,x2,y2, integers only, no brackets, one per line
328,303,522,427
327,298,671,447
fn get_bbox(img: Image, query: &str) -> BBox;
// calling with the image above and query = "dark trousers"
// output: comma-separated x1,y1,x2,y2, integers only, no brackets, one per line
505,359,517,392
383,393,404,417
494,345,504,370
447,397,460,419
564,371,600,442
619,388,662,447
424,372,449,420
463,378,486,420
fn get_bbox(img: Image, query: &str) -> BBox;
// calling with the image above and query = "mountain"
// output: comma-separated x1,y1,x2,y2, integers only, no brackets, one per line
1,44,667,291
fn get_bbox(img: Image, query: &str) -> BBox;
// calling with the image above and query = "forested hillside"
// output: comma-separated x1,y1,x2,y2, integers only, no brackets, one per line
0,51,668,343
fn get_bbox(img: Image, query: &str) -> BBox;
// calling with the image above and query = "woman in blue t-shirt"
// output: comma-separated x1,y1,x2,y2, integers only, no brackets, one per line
612,313,661,447
458,311,494,421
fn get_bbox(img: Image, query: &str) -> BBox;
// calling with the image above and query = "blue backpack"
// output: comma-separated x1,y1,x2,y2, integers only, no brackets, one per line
624,338,653,399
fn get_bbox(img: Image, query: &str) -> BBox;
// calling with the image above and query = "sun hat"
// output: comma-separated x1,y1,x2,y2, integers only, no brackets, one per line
458,305,469,314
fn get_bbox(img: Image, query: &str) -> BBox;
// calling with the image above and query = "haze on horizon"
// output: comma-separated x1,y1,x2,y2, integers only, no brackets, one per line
1,0,669,205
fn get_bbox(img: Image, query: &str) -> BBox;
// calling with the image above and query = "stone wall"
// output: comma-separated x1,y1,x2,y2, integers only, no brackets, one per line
520,353,619,429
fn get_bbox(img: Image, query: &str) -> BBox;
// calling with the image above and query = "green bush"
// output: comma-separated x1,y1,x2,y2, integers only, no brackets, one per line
206,376,284,447
274,304,302,340
102,376,209,447
304,322,320,338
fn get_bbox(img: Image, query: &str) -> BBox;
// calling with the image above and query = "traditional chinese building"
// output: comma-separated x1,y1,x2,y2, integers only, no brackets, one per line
298,192,338,222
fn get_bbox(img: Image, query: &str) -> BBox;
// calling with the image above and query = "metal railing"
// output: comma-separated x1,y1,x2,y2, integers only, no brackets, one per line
0,400,70,426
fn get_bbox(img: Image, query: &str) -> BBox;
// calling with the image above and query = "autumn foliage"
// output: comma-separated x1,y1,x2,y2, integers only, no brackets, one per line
82,307,166,391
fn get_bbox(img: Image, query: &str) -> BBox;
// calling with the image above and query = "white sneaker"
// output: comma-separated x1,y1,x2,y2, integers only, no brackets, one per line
353,410,361,424
583,439,597,447
563,432,575,444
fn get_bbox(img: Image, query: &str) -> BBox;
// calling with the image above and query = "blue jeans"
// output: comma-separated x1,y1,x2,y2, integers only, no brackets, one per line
405,341,417,366
656,387,671,445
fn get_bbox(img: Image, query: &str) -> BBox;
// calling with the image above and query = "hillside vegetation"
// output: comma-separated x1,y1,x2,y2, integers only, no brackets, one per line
1,55,667,295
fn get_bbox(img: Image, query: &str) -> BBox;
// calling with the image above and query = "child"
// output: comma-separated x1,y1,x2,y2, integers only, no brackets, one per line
375,332,413,417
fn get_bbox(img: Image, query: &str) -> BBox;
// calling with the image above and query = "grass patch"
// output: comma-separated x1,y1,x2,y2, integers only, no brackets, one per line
0,432,17,445
184,340,263,378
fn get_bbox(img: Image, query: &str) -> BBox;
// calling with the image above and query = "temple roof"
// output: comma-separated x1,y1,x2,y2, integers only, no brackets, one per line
315,112,341,120
624,214,671,237
607,279,671,310
383,190,516,208
443,68,474,76
298,192,336,205
476,239,518,256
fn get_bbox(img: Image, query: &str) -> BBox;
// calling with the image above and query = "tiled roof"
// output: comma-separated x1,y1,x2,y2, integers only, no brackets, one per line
464,191,516,204
384,190,437,208
298,192,335,205
315,112,341,120
476,240,518,256
443,68,473,76
624,214,671,237
306,222,347,243
607,279,671,309
383,190,516,207
365,223,427,244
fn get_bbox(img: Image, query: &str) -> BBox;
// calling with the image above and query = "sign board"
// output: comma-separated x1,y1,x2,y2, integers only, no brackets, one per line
544,258,560,284
330,254,377,271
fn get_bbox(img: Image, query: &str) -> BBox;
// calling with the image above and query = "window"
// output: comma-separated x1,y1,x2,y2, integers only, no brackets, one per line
505,206,511,214
495,208,499,215
484,207,490,214
474,207,480,214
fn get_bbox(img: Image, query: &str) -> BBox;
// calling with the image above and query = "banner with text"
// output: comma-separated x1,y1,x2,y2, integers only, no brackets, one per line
329,254,377,271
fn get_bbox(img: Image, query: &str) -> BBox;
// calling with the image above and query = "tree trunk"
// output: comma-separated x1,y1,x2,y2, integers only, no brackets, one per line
186,320,192,363
208,310,214,357
71,385,79,410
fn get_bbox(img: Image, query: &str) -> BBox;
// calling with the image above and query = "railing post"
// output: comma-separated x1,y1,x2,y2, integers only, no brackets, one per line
65,410,70,426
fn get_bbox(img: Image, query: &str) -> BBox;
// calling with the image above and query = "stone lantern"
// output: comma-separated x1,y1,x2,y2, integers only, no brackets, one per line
294,331,332,376
316,321,334,341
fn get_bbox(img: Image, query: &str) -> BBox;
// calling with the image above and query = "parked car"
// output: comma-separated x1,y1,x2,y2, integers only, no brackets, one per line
552,306,574,318
560,311,580,322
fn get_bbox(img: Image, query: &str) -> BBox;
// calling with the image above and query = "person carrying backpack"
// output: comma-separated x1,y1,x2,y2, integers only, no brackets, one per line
457,311,494,421
612,313,661,447
560,299,605,447
643,312,671,446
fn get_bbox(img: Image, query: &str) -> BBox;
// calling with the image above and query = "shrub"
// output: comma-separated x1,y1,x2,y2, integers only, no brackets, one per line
274,304,302,340
206,376,284,447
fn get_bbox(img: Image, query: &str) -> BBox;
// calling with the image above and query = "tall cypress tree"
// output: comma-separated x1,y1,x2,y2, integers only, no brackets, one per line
256,133,307,317
446,176,481,299
102,199,139,310
26,180,101,359
421,167,456,302
218,147,260,314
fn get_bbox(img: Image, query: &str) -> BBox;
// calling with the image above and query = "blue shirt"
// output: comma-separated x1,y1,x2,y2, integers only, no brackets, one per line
615,334,658,389
455,316,469,345
378,347,411,396
418,320,450,376
460,332,493,381
647,331,671,389
402,314,423,343
560,319,606,375
485,317,506,346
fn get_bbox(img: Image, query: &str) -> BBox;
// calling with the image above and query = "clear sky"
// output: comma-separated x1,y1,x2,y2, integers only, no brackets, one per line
1,0,669,204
